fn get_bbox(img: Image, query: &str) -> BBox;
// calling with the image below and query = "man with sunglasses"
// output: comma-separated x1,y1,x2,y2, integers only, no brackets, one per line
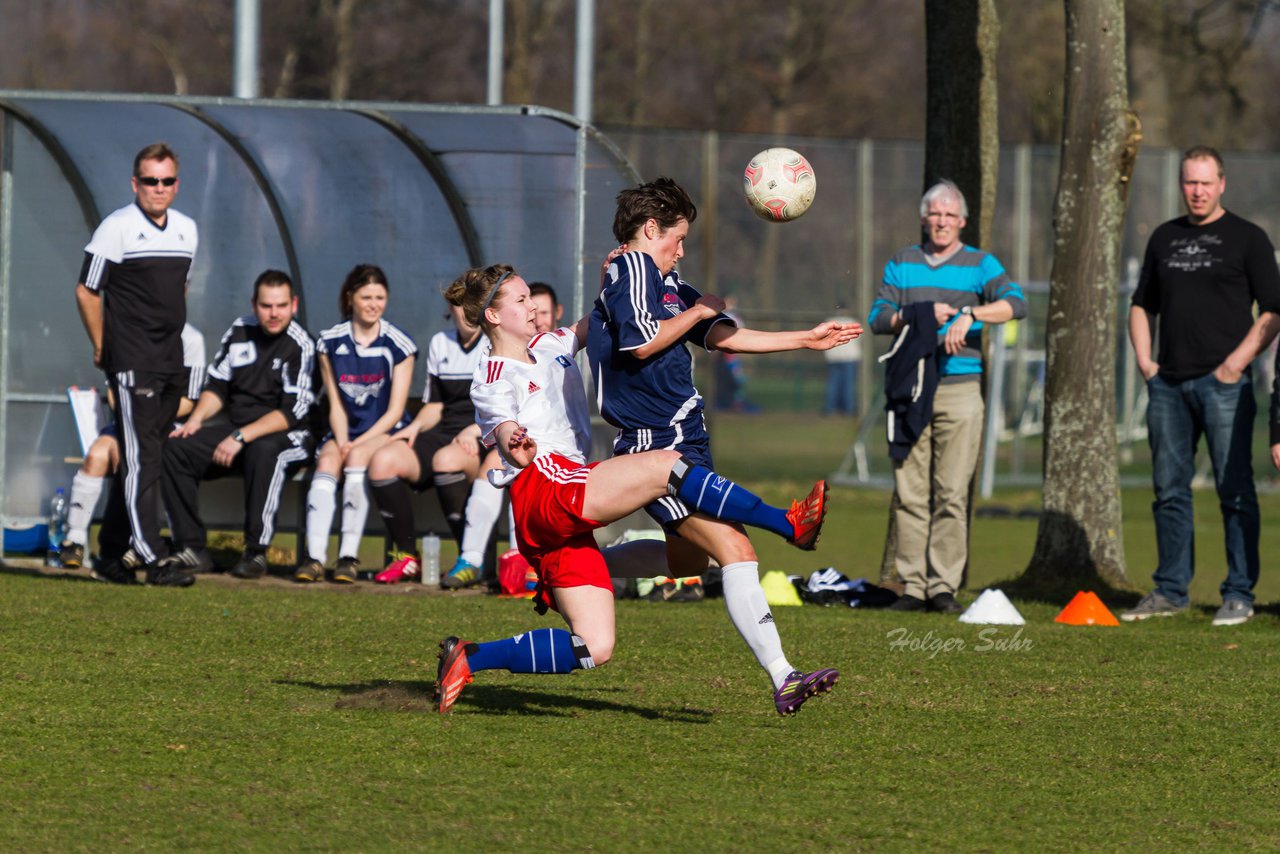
74,142,199,586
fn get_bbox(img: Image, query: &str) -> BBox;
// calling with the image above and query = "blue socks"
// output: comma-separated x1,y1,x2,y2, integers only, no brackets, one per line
467,628,595,674
669,457,791,540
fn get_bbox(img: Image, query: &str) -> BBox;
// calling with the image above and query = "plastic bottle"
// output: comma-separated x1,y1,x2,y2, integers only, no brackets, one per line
420,533,441,586
46,488,68,566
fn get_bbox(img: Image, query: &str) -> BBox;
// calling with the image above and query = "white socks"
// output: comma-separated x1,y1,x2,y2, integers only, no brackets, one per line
339,467,369,559
67,471,104,545
305,473,337,563
720,561,794,690
459,475,504,567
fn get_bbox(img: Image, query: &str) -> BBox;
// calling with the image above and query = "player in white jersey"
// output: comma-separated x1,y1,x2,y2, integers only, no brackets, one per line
432,266,836,717
295,265,416,584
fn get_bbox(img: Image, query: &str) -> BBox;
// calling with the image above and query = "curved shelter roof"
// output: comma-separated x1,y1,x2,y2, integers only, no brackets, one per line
0,91,638,522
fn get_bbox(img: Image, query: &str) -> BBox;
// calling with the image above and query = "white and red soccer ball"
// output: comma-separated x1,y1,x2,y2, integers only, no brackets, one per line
742,147,817,222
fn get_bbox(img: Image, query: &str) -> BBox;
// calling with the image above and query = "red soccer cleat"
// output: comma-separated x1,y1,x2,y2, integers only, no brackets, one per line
435,636,476,714
786,480,828,551
374,551,420,584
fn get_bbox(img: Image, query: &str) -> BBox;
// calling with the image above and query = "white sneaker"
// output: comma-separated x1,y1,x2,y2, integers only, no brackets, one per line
1211,598,1253,627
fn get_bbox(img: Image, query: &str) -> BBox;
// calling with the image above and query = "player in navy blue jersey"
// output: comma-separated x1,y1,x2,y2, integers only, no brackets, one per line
433,266,835,716
587,178,860,706
74,143,200,587
294,265,416,584
367,280,494,584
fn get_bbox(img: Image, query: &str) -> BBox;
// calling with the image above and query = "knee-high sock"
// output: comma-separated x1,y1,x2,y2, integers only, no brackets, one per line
371,476,416,554
305,473,338,563
67,471,105,546
338,467,369,559
669,457,792,541
434,471,471,542
721,561,793,690
506,503,519,552
459,476,503,567
467,628,595,674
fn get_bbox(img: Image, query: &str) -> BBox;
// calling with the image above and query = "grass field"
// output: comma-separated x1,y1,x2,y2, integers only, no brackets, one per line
5,412,1280,850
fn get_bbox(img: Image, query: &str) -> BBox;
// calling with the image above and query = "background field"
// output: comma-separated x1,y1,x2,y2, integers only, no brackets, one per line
5,412,1280,851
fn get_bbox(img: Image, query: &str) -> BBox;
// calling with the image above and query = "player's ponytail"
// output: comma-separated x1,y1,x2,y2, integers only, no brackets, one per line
449,264,517,330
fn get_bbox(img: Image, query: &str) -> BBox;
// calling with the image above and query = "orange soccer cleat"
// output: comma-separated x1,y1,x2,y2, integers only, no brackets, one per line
786,480,828,551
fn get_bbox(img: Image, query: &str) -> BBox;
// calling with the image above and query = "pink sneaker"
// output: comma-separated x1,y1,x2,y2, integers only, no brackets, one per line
374,552,420,584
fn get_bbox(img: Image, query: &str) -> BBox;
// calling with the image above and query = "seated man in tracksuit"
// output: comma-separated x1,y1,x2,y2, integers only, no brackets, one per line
160,269,316,579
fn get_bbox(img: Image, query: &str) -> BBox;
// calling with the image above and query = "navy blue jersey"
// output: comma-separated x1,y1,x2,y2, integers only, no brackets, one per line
317,319,417,439
588,250,733,435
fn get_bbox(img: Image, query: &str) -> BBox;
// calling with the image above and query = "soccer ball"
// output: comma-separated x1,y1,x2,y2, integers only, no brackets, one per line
742,147,817,222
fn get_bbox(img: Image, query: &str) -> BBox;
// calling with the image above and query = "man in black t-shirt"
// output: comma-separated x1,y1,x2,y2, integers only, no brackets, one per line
74,143,198,587
1124,145,1280,626
160,270,315,580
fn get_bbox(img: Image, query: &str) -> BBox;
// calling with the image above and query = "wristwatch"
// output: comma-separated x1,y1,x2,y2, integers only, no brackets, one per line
232,429,246,443
960,305,974,318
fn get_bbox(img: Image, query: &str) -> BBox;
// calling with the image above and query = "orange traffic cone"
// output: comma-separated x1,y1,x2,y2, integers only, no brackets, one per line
1054,590,1120,626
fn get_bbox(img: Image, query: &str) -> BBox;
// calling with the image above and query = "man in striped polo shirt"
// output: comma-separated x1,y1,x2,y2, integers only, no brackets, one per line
869,180,1027,613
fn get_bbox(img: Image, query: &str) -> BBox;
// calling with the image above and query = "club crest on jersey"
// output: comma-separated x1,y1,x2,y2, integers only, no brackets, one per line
662,292,683,316
556,355,572,368
341,378,384,406
528,381,541,394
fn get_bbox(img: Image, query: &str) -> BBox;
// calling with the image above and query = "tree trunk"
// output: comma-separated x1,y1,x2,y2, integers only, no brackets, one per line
923,0,999,245
1021,0,1139,592
882,0,999,584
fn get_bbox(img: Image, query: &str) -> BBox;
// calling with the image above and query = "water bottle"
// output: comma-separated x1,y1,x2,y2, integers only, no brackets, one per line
46,488,68,566
420,533,441,586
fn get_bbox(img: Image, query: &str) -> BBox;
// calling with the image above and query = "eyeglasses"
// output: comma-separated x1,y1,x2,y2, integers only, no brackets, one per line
136,176,177,187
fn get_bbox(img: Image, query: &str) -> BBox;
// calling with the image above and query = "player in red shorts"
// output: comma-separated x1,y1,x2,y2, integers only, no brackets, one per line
434,264,835,717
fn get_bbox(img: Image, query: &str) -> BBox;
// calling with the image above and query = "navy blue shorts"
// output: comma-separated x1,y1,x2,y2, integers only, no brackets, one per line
611,416,713,531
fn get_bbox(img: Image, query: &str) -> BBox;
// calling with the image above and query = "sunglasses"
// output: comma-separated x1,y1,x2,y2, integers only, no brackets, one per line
136,176,177,187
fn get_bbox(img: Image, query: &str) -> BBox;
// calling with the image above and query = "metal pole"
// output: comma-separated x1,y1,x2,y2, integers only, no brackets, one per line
0,116,12,525
233,0,260,99
487,0,504,105
1010,143,1031,477
856,139,874,421
574,0,595,123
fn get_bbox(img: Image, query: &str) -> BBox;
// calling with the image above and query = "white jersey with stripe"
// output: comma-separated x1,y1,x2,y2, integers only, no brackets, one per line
423,328,489,437
471,327,592,488
180,322,207,402
81,201,198,374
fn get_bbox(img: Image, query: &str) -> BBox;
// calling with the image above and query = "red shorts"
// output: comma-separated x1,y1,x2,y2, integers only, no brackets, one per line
509,454,612,613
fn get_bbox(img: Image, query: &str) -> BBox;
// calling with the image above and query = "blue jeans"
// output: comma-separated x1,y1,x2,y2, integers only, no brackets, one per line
824,361,857,415
1147,372,1259,606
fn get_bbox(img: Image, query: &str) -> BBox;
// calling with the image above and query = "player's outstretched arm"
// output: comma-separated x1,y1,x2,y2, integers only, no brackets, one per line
707,319,862,355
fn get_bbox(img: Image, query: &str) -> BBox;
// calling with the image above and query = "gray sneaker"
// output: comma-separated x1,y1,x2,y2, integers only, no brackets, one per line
1120,591,1186,622
1211,598,1254,627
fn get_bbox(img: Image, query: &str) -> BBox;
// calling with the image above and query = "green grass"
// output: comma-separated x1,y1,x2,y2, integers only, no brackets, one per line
6,411,1280,850
3,574,1280,850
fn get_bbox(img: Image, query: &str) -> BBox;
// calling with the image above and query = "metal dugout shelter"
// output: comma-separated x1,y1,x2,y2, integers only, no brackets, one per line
0,91,638,531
